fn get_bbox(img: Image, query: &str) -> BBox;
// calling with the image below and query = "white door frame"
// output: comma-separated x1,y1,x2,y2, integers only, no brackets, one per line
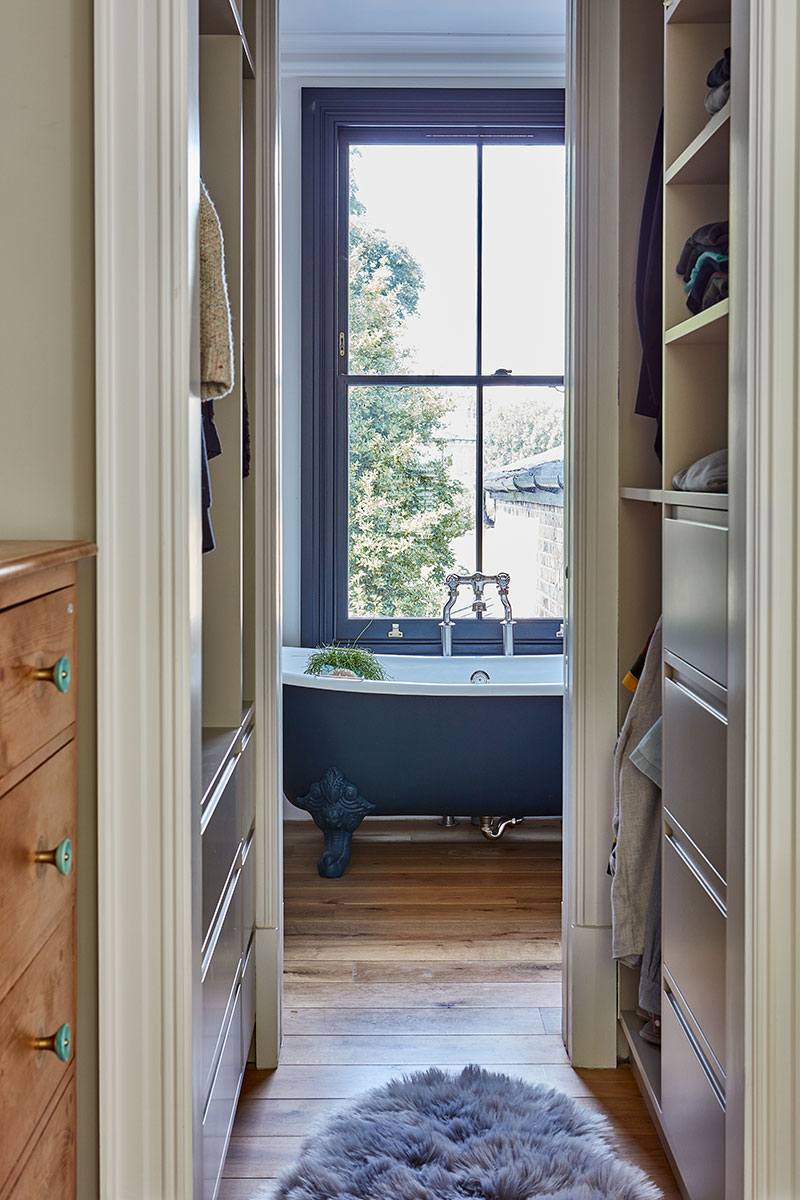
94,0,281,1194
739,3,800,1196
95,0,800,1191
562,0,621,1068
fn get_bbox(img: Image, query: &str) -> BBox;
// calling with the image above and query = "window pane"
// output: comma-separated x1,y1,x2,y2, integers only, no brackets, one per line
348,145,477,375
482,386,565,619
482,145,566,376
348,385,476,619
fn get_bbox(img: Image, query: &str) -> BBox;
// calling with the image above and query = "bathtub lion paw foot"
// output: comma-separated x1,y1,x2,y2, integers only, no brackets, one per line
292,767,375,878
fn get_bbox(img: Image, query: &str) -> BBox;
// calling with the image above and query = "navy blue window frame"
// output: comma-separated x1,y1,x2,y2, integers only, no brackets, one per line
301,88,566,655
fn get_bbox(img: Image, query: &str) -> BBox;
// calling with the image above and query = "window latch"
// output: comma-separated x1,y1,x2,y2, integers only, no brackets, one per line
339,332,345,357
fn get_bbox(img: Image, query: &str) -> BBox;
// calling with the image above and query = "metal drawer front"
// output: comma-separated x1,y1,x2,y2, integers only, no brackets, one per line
241,936,255,1064
201,867,242,1103
201,756,240,950
203,987,243,1200
663,819,726,1071
662,987,725,1200
241,830,255,954
238,726,255,842
664,675,727,879
664,515,727,686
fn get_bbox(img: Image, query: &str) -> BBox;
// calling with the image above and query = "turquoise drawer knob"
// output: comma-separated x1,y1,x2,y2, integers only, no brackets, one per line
35,838,72,876
31,655,71,693
33,1022,71,1063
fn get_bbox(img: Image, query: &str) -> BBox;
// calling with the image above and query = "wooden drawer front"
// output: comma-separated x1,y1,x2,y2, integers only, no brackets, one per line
203,987,243,1200
663,820,726,1070
8,1074,76,1199
202,756,240,951
202,869,242,1103
662,988,725,1200
664,676,727,879
0,743,77,999
0,911,75,1192
664,516,727,686
0,587,77,779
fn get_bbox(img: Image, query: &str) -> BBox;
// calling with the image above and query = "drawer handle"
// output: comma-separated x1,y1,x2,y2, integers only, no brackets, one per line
33,1022,72,1063
35,838,73,876
30,655,71,693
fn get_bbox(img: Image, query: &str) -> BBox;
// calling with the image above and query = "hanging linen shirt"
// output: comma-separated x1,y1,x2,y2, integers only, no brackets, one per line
610,618,663,965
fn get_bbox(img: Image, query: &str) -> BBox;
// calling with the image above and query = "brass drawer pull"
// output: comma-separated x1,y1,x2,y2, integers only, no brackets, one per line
30,655,71,693
33,1022,71,1063
34,838,73,876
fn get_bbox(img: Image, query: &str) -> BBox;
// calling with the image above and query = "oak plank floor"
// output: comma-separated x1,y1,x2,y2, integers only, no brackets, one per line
219,820,679,1199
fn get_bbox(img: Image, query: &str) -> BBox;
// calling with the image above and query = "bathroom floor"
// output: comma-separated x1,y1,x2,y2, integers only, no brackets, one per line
218,820,680,1199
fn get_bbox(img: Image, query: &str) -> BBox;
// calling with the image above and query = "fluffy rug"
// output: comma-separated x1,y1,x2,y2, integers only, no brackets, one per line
273,1065,662,1199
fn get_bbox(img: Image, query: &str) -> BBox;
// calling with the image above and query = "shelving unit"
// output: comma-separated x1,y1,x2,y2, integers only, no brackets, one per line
665,298,729,344
195,3,259,1197
616,2,737,1196
620,487,663,504
666,103,729,185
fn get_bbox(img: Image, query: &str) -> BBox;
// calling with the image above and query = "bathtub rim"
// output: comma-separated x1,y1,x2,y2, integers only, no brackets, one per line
282,646,565,698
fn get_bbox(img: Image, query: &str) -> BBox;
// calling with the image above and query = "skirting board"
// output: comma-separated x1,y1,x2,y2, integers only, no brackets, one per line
565,924,618,1067
255,924,283,1068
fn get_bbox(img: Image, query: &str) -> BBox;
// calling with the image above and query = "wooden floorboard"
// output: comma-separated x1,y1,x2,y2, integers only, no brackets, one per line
219,820,679,1199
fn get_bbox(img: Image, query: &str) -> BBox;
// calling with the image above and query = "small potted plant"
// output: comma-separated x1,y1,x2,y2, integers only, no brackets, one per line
304,643,389,681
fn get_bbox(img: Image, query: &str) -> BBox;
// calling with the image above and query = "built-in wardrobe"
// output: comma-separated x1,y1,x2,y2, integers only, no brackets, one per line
195,3,259,1196
615,0,746,1196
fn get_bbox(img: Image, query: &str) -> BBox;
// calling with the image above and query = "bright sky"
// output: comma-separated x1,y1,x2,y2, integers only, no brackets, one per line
349,142,566,377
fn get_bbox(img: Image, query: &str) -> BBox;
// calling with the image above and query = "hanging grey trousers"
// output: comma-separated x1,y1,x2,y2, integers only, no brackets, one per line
637,834,662,1014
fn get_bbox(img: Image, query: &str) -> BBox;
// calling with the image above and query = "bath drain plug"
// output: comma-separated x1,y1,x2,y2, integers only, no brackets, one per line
470,670,490,684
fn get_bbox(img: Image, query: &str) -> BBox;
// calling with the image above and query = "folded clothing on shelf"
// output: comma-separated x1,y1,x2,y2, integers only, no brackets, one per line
672,448,728,493
676,221,729,281
707,46,730,89
677,222,729,314
685,250,729,314
705,79,730,116
705,48,731,116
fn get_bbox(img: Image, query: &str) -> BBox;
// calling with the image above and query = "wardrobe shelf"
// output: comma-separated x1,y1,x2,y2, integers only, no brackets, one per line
199,0,255,78
665,299,729,345
666,105,730,186
620,1009,662,1110
664,489,728,510
666,0,730,23
620,488,663,504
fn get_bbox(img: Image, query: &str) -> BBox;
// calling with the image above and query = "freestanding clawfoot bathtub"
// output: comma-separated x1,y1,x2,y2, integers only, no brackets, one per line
282,648,564,877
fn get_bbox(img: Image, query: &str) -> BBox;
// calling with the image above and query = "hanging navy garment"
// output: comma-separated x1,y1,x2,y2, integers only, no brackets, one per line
201,422,215,554
634,113,664,462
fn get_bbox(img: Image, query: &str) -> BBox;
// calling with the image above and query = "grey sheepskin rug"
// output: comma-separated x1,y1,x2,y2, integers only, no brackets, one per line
274,1065,662,1199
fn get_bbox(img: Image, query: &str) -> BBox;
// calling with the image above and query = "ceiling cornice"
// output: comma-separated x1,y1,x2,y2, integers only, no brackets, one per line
279,32,566,79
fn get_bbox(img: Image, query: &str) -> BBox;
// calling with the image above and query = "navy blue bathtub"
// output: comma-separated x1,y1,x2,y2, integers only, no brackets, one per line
282,648,564,876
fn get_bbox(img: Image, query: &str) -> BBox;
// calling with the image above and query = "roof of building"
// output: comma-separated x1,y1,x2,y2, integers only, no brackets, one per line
484,445,564,506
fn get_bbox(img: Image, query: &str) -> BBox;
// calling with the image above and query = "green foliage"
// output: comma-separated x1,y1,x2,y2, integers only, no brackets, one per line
484,393,563,470
305,644,390,681
347,170,471,619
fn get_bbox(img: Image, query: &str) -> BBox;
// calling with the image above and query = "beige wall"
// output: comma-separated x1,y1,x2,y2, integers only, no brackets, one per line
0,2,97,1195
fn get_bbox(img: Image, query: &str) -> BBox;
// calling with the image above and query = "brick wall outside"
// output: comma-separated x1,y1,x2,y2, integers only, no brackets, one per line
494,498,564,618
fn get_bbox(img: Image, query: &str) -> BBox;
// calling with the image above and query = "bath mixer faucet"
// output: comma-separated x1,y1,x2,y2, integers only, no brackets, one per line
439,572,515,656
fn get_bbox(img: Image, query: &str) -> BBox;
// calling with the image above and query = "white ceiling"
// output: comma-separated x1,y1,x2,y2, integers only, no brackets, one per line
280,0,565,38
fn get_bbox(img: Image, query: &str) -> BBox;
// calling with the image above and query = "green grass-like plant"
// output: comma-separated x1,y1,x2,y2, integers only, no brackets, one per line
305,644,390,681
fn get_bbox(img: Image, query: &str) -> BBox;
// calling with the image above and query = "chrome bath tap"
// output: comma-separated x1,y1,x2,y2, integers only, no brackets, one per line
439,571,516,656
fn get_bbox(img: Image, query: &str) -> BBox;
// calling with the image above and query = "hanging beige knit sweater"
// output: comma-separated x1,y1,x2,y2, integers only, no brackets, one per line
199,179,234,400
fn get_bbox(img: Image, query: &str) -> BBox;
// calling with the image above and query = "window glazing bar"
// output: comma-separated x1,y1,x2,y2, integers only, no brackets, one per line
344,374,564,387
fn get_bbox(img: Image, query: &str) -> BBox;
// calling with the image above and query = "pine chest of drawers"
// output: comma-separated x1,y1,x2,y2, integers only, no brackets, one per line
0,541,95,1197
